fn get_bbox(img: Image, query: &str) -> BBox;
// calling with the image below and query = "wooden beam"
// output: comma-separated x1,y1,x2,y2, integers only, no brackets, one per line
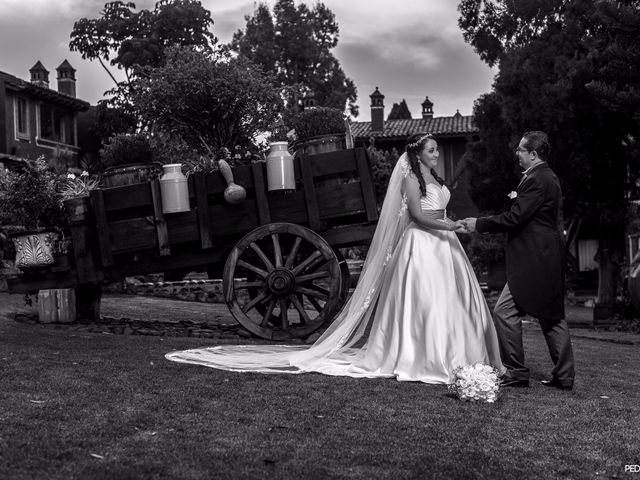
251,161,271,225
193,172,213,249
355,148,379,222
298,153,323,231
89,189,113,267
67,201,103,284
322,223,377,248
150,180,171,256
38,288,76,323
309,149,358,176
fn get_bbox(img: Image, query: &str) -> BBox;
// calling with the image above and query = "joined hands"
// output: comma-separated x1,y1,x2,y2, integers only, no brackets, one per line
450,217,477,233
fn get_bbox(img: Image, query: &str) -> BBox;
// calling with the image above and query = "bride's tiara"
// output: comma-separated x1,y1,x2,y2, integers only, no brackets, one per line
407,133,433,149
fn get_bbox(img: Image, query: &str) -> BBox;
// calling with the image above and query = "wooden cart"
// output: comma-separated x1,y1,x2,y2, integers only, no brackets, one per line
6,148,379,340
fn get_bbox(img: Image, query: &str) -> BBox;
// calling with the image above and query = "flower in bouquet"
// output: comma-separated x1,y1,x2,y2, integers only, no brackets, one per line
448,362,501,403
60,171,100,199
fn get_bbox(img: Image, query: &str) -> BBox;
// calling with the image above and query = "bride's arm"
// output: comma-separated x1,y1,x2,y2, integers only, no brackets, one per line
403,176,459,231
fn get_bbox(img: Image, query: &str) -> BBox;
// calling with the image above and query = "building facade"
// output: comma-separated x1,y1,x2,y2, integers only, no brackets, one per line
0,60,90,171
350,87,480,218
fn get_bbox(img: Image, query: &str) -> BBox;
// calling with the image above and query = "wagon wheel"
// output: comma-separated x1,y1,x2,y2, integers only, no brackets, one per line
334,248,352,308
245,247,350,325
223,223,344,340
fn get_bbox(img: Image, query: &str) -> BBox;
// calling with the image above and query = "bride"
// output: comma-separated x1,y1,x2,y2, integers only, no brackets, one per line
166,133,504,383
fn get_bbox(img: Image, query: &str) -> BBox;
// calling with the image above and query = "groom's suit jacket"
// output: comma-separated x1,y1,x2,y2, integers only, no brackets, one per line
476,162,565,320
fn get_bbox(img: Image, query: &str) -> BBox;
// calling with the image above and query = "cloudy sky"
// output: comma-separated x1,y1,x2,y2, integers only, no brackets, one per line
0,0,497,121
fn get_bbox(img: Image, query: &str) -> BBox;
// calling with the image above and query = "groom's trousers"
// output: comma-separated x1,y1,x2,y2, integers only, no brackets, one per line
493,283,575,387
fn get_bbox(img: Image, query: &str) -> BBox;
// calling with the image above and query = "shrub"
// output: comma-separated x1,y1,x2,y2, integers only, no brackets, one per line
290,107,345,140
0,157,65,231
100,133,155,169
367,146,400,206
461,231,506,275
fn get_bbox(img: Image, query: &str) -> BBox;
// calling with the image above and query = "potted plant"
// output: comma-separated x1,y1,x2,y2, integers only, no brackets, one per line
0,157,68,269
59,169,101,220
99,133,161,187
289,107,347,156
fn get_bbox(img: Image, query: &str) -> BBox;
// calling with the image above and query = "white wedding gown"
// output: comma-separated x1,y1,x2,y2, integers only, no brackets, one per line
166,156,504,384
340,184,504,382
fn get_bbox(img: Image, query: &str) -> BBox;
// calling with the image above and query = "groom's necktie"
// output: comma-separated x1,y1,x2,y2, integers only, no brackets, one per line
517,173,528,189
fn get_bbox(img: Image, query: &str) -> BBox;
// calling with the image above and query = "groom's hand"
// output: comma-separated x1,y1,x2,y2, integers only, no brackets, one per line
450,220,467,232
462,217,477,233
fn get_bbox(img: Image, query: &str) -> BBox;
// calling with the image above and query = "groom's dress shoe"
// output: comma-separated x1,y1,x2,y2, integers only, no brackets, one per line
499,378,529,388
540,378,573,391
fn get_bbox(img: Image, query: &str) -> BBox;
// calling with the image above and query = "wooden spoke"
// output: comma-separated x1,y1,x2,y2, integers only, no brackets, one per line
242,290,270,314
237,259,268,278
305,283,330,296
271,234,283,267
260,298,277,327
296,286,329,301
279,298,288,331
306,294,323,313
250,242,274,271
292,250,324,276
289,294,311,325
234,280,265,289
284,236,302,269
296,270,330,283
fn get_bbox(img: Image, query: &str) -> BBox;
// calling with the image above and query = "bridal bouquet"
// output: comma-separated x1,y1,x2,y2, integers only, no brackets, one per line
448,363,501,403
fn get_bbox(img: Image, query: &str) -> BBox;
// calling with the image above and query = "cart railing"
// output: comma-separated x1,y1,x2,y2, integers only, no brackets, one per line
7,147,379,293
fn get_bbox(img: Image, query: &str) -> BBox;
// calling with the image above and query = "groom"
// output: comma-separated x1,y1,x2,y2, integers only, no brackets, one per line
463,131,574,390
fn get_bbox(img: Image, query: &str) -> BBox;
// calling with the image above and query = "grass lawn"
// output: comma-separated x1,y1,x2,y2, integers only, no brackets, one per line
0,318,638,480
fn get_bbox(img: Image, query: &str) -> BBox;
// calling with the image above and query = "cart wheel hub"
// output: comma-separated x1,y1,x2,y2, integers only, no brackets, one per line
267,268,296,296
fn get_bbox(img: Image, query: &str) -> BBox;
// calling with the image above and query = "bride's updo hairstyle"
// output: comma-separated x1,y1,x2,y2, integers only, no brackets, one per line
405,132,445,196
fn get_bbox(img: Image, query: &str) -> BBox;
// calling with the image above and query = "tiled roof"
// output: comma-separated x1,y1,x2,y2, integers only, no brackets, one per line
0,70,89,111
351,115,477,139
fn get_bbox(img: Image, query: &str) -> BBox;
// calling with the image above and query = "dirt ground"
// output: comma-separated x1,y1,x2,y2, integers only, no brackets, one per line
0,292,235,326
2,290,638,345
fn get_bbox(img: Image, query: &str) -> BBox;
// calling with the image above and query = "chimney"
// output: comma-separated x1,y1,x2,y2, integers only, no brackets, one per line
56,59,77,97
370,87,385,133
421,96,434,119
29,61,49,88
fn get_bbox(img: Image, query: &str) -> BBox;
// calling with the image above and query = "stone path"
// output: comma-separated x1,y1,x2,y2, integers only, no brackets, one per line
1,289,638,345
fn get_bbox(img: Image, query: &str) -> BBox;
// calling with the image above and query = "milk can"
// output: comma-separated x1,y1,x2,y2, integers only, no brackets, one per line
159,163,190,213
266,142,295,191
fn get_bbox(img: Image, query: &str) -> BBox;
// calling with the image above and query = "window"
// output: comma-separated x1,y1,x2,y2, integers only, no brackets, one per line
38,104,74,145
14,97,29,139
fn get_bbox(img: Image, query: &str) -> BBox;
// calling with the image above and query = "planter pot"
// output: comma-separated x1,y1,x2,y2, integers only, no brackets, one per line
101,162,162,188
63,196,92,223
294,134,346,157
11,230,58,269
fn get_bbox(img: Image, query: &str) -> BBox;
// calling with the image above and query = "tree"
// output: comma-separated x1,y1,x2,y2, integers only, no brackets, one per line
229,0,358,116
130,46,283,157
464,93,519,213
458,0,640,305
387,100,412,120
70,0,216,82
70,0,216,107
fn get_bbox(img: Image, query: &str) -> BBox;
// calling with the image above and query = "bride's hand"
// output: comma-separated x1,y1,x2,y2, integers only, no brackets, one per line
449,220,467,232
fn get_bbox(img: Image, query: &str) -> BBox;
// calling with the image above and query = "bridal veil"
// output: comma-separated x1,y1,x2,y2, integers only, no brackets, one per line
165,155,412,373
